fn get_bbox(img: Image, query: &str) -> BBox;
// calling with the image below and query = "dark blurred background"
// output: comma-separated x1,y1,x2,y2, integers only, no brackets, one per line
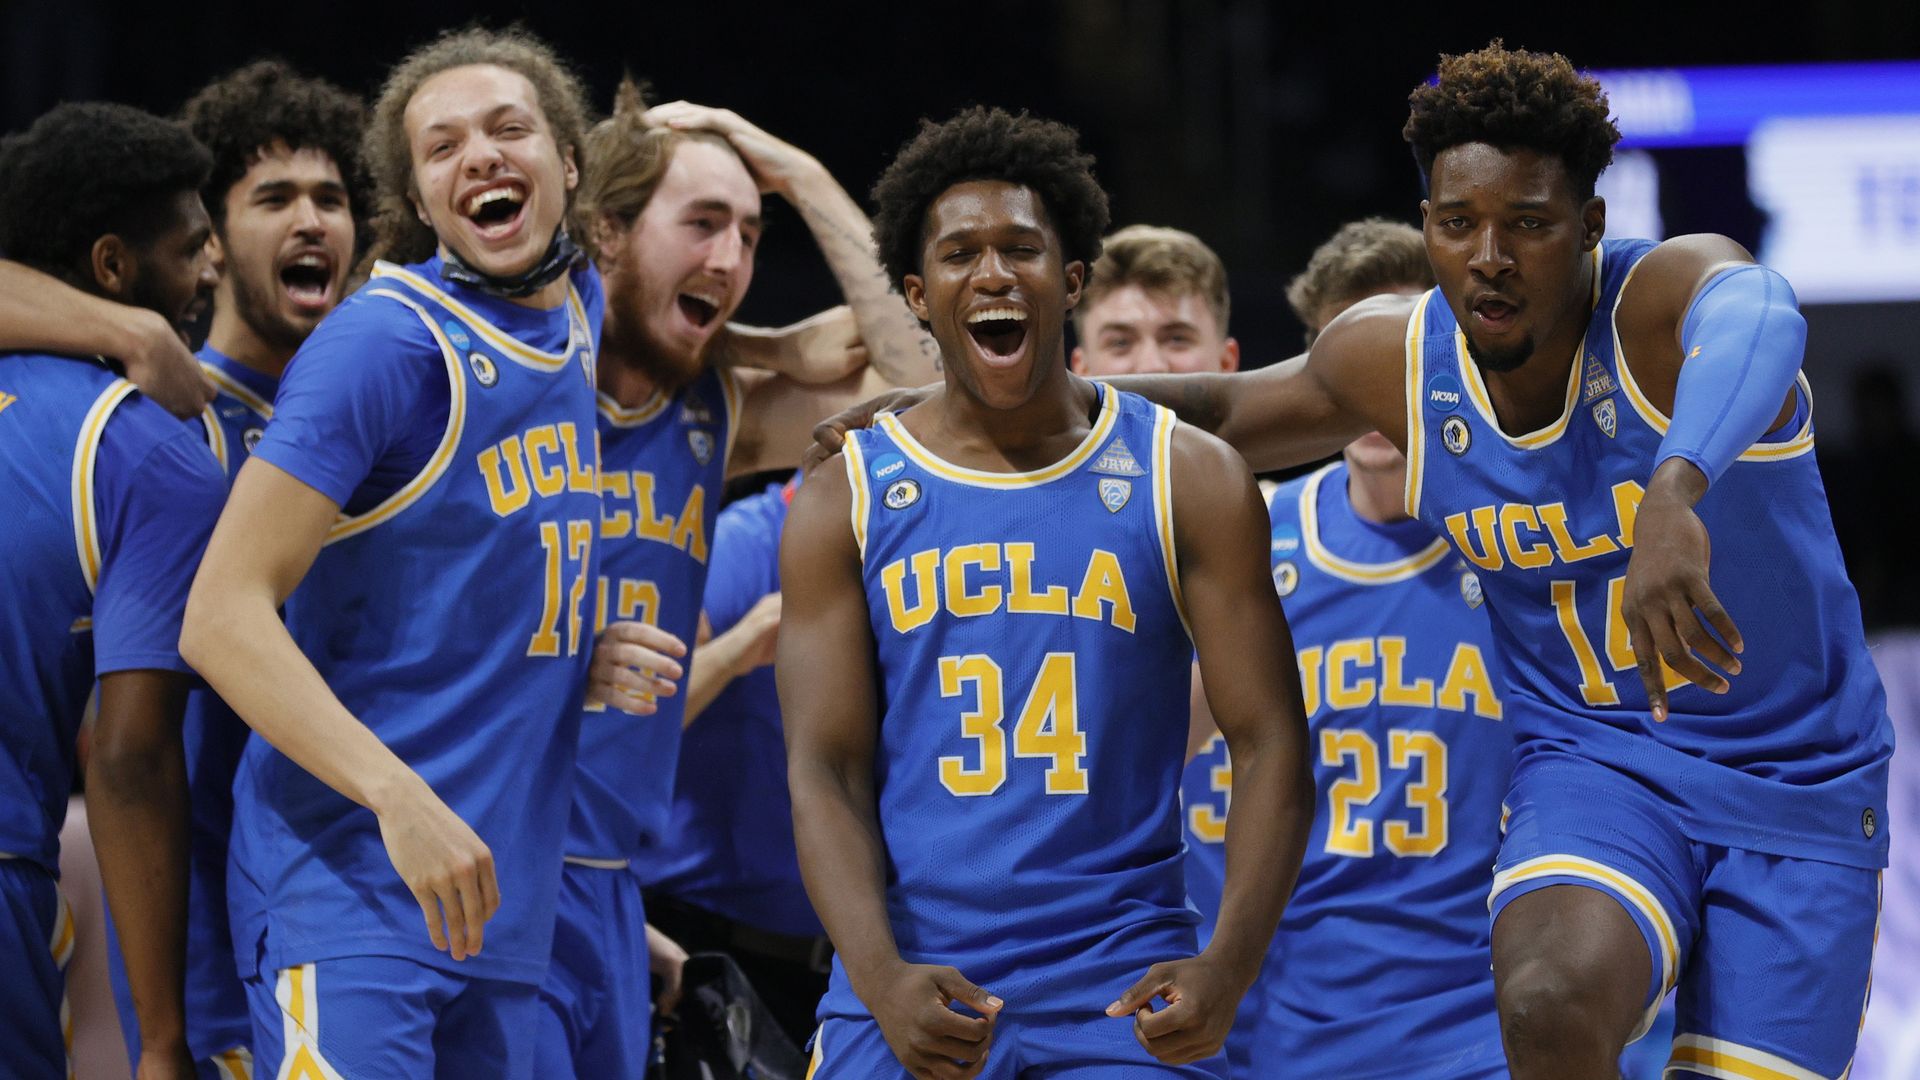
5,0,1919,624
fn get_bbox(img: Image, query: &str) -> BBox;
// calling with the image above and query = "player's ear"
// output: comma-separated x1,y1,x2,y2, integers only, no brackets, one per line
1063,260,1086,310
903,274,930,323
1581,196,1606,250
589,213,625,272
89,235,132,299
1419,199,1431,227
1219,337,1241,372
1069,345,1088,375
561,144,580,193
205,230,227,278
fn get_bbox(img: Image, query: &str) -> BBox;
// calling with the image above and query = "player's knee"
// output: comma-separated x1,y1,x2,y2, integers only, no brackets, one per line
1496,956,1629,1064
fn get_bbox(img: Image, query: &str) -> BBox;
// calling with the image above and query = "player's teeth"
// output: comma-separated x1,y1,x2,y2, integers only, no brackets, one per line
464,188,522,216
294,256,324,269
966,308,1026,324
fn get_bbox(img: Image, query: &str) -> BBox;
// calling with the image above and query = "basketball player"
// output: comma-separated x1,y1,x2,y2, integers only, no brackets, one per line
179,29,606,1078
782,107,1311,1078
92,62,362,1080
0,101,227,1080
542,88,937,1076
815,43,1891,1080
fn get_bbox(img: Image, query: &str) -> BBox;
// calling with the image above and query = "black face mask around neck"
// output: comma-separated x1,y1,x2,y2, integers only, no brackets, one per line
439,227,583,299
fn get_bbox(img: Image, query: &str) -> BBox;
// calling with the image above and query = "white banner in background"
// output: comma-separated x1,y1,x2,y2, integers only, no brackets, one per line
1749,116,1920,304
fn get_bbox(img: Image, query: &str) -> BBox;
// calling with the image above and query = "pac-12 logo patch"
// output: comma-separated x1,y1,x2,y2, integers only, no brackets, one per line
1098,477,1132,513
468,352,498,388
1460,570,1484,609
883,479,921,510
443,321,471,351
1272,560,1299,597
1442,416,1471,455
1592,398,1617,439
870,453,907,480
1427,373,1463,412
688,429,714,466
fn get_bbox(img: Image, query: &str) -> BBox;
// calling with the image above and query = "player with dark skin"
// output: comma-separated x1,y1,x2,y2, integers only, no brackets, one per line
782,171,1311,1079
814,105,1797,1080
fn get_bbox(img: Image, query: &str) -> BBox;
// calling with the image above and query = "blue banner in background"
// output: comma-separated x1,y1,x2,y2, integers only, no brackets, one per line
1593,62,1920,148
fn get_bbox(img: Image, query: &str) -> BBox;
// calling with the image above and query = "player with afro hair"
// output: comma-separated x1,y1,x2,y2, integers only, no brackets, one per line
870,105,1109,296
182,59,365,234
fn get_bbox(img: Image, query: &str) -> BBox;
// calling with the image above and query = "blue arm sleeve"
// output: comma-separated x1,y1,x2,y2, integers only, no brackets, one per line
92,418,227,676
1655,264,1807,486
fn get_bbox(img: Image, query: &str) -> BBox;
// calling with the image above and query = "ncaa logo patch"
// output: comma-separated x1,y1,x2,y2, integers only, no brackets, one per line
1460,570,1484,609
1592,398,1617,439
1270,523,1301,556
1427,373,1463,412
442,321,471,351
884,479,921,510
870,453,907,480
1442,416,1471,456
468,352,499,388
1272,561,1299,598
688,430,714,466
1098,477,1132,513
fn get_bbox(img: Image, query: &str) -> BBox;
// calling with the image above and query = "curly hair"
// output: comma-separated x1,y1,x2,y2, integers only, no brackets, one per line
361,25,592,267
570,76,739,266
870,106,1109,289
0,102,211,283
180,60,365,231
1285,218,1432,342
1403,40,1620,198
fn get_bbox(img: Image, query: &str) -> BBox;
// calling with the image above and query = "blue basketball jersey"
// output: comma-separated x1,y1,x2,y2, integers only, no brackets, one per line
640,478,824,937
0,353,224,870
1405,239,1892,869
107,346,277,1061
819,384,1198,1019
228,260,602,985
571,366,737,862
1249,462,1510,1078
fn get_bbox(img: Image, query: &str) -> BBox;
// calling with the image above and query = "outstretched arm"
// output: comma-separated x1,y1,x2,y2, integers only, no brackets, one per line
780,460,999,1078
0,260,213,418
649,101,941,386
1108,426,1313,1066
1614,235,1805,718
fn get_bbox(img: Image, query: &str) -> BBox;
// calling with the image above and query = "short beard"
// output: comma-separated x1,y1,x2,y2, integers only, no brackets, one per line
228,265,312,357
1462,329,1531,374
603,307,707,393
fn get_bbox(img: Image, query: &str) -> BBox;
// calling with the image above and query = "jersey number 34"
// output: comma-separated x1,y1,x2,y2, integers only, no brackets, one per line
938,652,1087,796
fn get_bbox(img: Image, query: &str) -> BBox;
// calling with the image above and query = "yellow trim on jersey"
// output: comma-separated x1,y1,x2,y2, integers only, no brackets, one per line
274,963,346,1080
1300,463,1450,584
875,382,1119,489
1402,294,1430,518
213,1047,254,1080
323,290,469,545
368,261,587,373
842,433,871,560
1666,1034,1830,1080
202,361,274,418
69,617,92,634
597,389,670,428
49,893,74,967
804,1024,824,1079
1607,259,1817,463
1490,853,1679,1013
200,404,230,475
1150,404,1193,640
70,380,138,593
719,366,744,475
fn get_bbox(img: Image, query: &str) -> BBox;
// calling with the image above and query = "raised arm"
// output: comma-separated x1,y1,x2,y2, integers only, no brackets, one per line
779,459,999,1077
180,459,499,961
1108,425,1313,1066
0,260,213,418
647,102,941,387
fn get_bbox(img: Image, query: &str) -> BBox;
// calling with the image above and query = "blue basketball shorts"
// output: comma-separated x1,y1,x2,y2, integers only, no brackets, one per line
1490,750,1879,1079
806,1010,1226,1079
245,956,538,1079
534,860,654,1079
0,859,70,1080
